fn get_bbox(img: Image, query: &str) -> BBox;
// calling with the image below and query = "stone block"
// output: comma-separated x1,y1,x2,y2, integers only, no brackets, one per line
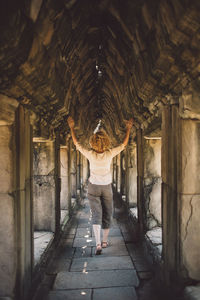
70,256,134,272
53,270,139,290
0,125,13,193
181,120,200,194
184,286,200,300
181,194,200,280
149,179,162,224
73,237,96,247
91,244,129,257
93,287,138,300
47,290,92,300
46,258,71,274
74,247,92,258
145,227,162,245
33,142,55,175
0,194,16,296
91,227,122,237
76,227,92,238
33,175,56,231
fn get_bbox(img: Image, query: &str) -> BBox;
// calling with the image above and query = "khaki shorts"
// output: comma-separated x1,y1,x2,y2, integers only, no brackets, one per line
87,182,113,229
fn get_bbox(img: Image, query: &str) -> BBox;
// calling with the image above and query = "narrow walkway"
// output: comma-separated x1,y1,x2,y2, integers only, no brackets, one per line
33,197,176,300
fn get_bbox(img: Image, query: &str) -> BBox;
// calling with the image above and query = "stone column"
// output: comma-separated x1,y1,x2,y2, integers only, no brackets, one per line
143,137,161,229
33,139,57,232
54,133,61,234
161,103,180,284
60,145,69,223
136,128,145,233
127,142,137,208
116,154,121,193
120,152,126,196
0,98,33,300
178,84,200,282
112,157,117,189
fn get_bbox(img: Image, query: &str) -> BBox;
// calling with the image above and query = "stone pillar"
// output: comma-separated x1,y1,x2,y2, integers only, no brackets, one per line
161,103,180,283
60,145,69,222
179,119,200,281
143,137,161,229
178,84,200,282
136,128,145,233
127,142,137,208
0,98,33,300
54,133,61,234
116,154,121,193
70,143,77,199
120,152,126,196
33,139,57,232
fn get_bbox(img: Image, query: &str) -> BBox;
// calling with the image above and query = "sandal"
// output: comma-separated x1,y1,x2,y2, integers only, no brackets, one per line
95,244,102,255
101,241,109,248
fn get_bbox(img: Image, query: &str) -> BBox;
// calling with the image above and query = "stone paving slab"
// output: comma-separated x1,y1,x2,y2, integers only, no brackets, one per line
73,237,96,247
60,238,74,247
91,227,122,237
134,260,151,272
70,256,135,271
93,287,138,300
47,290,92,300
46,258,71,274
55,246,75,259
91,244,129,257
76,227,92,238
74,246,92,258
73,236,125,247
53,270,139,290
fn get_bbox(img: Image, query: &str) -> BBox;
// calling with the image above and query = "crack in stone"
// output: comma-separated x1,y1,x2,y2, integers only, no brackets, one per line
183,195,194,243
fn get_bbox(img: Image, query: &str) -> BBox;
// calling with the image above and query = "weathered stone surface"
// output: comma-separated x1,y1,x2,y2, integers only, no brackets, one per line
0,195,16,296
76,227,92,238
181,120,200,194
146,227,162,245
92,244,129,257
74,246,92,258
53,270,139,289
181,195,200,280
0,95,18,125
47,290,92,300
73,235,124,248
0,126,13,193
46,258,71,274
184,286,200,300
70,256,134,271
34,231,54,265
93,287,138,300
60,147,69,210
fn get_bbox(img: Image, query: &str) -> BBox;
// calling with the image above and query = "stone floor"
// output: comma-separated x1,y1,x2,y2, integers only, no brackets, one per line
33,198,181,300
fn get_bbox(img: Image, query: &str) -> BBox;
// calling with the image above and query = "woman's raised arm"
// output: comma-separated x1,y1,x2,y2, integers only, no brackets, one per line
67,116,78,145
122,118,133,146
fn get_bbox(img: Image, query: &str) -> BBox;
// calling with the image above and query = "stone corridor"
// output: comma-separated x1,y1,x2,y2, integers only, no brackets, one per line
1,0,200,299
33,197,171,300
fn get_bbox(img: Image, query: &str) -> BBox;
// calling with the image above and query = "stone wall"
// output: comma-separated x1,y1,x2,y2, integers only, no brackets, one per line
33,141,56,232
0,125,17,297
180,120,200,281
143,138,161,230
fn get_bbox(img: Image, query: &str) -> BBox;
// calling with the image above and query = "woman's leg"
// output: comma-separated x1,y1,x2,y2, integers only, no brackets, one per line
101,184,113,245
87,183,102,250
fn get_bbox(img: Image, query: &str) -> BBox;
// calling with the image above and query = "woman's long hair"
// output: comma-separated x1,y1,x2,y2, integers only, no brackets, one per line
89,130,110,153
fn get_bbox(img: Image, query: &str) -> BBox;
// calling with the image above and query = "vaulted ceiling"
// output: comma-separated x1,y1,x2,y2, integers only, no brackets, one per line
0,0,200,144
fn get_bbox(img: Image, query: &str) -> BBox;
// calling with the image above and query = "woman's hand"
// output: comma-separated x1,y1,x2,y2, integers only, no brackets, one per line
67,116,75,129
125,118,133,130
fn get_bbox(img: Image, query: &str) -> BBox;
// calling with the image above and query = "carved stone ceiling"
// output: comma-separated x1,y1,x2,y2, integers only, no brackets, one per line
0,0,200,145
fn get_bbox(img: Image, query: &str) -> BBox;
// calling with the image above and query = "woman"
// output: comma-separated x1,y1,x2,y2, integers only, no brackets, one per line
67,116,133,254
